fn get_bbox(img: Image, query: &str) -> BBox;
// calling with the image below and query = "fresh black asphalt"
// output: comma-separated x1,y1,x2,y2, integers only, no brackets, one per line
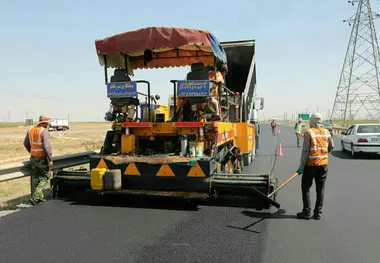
1,125,379,263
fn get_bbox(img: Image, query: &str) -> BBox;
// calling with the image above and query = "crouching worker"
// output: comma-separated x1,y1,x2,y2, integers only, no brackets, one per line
24,115,53,205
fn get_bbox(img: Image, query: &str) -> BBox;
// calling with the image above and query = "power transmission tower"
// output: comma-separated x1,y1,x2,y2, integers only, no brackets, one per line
331,0,380,126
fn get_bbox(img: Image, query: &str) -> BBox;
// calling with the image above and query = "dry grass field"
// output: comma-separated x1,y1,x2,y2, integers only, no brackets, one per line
0,122,110,165
0,122,110,199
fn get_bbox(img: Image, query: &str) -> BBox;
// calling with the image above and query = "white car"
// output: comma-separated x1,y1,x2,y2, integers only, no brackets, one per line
341,124,380,157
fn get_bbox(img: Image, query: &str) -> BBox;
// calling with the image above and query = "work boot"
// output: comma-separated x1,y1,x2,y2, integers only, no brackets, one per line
312,212,321,220
28,198,36,206
296,212,311,220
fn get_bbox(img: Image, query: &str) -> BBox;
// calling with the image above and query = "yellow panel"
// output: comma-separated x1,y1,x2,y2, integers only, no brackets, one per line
96,158,108,169
152,123,176,134
156,164,175,177
124,163,140,176
156,104,169,121
187,162,205,177
236,123,249,153
133,128,153,136
121,134,136,154
216,122,235,146
235,122,256,154
178,127,198,135
248,124,255,152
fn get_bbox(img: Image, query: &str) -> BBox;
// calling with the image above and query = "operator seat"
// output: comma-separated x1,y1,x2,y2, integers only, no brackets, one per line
109,69,139,107
183,62,219,122
111,68,131,82
186,62,209,80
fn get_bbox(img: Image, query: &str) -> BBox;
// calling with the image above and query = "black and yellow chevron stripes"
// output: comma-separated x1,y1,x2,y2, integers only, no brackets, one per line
91,156,214,178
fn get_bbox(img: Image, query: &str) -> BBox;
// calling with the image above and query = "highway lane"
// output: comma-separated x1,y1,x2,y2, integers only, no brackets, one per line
1,124,379,263
261,124,380,263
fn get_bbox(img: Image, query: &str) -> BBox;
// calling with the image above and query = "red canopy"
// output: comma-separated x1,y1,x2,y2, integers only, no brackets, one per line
95,27,221,72
96,27,213,55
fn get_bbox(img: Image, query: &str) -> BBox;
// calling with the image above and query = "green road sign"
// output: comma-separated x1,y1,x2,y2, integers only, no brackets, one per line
298,113,310,120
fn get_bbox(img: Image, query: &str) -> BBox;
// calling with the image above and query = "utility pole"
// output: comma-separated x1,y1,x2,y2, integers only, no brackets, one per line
331,0,380,126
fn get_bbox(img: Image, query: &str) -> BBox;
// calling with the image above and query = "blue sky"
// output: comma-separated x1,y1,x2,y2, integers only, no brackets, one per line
1,0,378,121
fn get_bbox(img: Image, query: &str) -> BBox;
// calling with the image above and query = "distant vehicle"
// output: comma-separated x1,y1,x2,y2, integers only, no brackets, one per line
321,122,333,136
341,123,380,157
49,118,69,131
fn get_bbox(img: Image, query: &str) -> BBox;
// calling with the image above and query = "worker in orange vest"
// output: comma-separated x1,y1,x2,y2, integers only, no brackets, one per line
23,115,53,205
296,112,334,220
208,63,228,121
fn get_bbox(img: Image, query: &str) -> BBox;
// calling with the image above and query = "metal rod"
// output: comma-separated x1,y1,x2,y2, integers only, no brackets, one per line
124,54,129,76
212,179,267,185
171,80,177,121
268,173,299,198
225,88,229,120
222,85,235,96
212,176,267,180
213,173,269,177
136,92,156,104
135,81,151,122
104,55,108,85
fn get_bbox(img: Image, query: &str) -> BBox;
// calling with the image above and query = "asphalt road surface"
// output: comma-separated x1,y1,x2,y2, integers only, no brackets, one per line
1,125,379,263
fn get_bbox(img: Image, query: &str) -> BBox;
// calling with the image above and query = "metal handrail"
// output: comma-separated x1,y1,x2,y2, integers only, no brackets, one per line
0,151,97,183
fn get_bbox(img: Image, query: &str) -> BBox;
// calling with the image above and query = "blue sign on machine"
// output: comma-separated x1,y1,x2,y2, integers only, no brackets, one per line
107,82,137,98
177,80,211,97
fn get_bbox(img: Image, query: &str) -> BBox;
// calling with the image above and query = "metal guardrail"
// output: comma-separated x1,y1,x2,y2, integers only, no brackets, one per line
0,151,96,183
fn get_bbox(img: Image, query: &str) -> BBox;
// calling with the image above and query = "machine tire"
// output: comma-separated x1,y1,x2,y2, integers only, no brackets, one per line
251,141,256,162
341,141,346,152
351,144,358,158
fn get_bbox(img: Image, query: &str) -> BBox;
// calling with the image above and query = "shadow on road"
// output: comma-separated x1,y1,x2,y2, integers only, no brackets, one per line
242,209,297,219
226,209,297,234
331,150,380,160
68,193,201,211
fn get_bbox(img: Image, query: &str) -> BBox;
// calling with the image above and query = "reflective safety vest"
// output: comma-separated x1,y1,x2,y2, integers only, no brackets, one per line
306,127,330,166
295,123,302,134
29,126,47,157
209,71,224,97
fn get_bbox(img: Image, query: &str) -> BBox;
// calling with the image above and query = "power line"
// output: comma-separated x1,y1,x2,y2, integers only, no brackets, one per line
331,0,380,125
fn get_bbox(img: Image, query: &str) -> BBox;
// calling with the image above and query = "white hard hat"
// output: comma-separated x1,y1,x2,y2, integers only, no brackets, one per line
311,112,323,120
310,112,323,125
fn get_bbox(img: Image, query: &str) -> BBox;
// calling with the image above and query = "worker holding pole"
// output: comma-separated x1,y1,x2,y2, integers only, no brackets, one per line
23,115,53,205
296,112,334,220
294,118,303,147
